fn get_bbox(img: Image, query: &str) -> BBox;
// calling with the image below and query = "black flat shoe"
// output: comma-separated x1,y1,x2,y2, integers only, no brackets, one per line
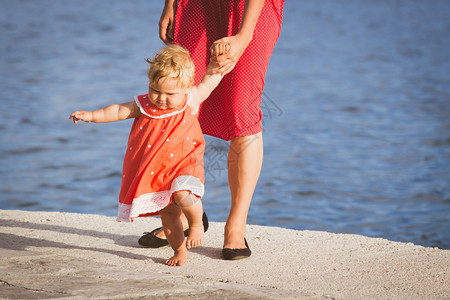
222,238,251,260
138,211,209,248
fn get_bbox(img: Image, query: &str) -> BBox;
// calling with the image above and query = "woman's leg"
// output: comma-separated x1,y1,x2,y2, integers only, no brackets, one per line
224,132,263,249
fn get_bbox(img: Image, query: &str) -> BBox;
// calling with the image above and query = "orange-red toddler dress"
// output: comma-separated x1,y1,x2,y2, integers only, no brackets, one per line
116,93,205,222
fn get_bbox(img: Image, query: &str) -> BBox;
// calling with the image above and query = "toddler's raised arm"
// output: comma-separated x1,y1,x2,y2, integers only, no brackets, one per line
190,43,230,106
69,101,140,124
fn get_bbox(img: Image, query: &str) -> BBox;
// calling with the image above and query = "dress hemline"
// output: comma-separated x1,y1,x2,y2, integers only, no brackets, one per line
117,175,204,222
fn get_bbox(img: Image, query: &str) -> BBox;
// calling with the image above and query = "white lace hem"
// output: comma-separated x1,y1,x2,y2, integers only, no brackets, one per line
116,175,204,222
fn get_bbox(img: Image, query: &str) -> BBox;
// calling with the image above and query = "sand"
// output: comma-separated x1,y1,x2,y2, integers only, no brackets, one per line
0,209,448,299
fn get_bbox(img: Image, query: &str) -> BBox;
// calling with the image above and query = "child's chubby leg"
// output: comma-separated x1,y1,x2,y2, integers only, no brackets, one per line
172,190,204,249
159,204,188,266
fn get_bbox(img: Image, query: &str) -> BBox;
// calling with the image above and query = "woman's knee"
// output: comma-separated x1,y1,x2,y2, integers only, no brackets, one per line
228,132,263,159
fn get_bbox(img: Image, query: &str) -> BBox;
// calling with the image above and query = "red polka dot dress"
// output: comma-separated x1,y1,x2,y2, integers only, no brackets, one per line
173,0,285,141
117,93,205,222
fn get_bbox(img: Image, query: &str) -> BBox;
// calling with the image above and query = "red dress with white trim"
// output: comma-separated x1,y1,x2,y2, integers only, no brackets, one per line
117,93,205,222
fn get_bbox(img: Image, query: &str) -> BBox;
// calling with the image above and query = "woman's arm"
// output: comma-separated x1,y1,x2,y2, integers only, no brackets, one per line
210,0,264,75
159,0,177,44
69,101,140,124
236,0,265,44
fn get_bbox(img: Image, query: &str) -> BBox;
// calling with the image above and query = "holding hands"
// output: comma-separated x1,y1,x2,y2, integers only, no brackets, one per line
209,34,251,76
208,41,231,73
210,42,231,57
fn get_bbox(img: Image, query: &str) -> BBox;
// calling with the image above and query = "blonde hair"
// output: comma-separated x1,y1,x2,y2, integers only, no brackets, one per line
146,44,195,89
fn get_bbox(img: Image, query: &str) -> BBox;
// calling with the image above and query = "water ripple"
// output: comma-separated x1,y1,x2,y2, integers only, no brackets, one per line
0,0,449,249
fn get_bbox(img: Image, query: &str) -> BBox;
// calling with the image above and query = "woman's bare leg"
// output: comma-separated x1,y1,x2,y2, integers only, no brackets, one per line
224,132,263,249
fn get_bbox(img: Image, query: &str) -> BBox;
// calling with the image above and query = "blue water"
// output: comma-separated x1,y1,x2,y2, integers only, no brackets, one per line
1,0,449,249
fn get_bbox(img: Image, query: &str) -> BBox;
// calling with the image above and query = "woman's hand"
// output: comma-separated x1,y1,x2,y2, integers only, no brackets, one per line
209,34,251,75
69,111,93,124
159,0,177,44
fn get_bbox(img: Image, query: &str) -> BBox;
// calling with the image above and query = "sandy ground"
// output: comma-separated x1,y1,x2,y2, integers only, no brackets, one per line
0,210,448,299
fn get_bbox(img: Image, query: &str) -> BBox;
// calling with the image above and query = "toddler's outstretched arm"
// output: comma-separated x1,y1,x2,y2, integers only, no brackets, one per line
69,101,140,124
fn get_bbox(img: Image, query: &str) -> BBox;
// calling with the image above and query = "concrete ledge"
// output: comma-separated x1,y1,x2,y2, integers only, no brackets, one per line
0,210,448,299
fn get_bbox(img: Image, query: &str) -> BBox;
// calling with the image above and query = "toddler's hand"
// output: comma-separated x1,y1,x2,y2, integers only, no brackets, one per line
69,111,93,124
210,42,230,57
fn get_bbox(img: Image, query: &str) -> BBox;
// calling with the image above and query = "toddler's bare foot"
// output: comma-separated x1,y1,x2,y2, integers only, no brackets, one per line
186,225,204,249
165,249,188,267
